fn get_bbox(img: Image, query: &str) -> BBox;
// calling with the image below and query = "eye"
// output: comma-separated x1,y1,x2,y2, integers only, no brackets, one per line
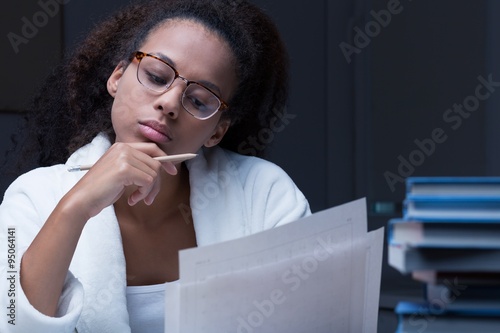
144,70,168,86
182,85,221,117
184,94,208,111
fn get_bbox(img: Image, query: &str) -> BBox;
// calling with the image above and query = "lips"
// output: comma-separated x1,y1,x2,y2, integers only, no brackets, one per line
138,120,172,143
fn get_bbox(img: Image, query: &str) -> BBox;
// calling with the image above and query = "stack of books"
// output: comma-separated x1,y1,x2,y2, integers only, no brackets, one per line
387,177,500,332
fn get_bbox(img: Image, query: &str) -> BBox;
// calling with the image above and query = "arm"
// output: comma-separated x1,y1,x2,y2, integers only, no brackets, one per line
20,192,89,317
17,142,177,317
0,168,84,333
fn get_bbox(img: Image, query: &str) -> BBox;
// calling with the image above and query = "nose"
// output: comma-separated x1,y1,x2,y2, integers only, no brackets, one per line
153,79,186,118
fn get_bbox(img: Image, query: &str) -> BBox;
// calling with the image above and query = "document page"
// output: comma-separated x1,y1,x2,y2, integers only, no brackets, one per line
165,198,384,333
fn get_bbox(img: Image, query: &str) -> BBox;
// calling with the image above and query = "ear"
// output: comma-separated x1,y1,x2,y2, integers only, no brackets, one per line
204,118,231,147
107,63,125,98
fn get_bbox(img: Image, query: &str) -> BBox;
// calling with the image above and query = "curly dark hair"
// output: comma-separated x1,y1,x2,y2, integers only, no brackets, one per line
8,0,289,174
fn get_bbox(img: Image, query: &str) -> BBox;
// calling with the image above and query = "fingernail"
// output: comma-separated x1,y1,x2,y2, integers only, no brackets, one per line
163,163,178,175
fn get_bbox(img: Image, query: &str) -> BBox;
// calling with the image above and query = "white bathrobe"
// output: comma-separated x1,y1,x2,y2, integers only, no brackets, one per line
0,133,310,333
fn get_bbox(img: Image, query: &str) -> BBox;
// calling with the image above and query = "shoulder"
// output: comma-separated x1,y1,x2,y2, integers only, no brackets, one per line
188,146,311,230
0,165,73,230
193,146,296,188
221,148,311,229
1,164,78,212
1,133,110,215
3,164,71,199
3,133,110,201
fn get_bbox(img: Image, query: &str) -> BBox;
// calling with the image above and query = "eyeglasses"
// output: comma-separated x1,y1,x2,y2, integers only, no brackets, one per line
131,51,229,120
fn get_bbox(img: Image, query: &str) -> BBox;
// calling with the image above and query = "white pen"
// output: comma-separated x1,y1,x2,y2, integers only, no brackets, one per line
67,153,197,172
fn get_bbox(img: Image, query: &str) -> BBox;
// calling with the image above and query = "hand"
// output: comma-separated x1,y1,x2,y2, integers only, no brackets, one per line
68,142,178,219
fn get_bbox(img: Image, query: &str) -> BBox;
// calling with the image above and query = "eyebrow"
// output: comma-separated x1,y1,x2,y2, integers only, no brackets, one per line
154,52,223,96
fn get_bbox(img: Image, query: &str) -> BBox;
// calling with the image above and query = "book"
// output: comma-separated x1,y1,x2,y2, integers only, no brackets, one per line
412,270,500,286
403,196,500,220
389,177,500,331
394,301,500,333
387,218,500,248
425,283,500,310
406,177,500,197
388,244,500,274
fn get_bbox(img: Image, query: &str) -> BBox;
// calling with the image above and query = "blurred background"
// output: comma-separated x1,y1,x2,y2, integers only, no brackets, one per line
2,0,500,331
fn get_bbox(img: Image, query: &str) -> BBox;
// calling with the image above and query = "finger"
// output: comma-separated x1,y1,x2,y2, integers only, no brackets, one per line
142,178,162,205
128,178,161,206
128,188,147,206
124,142,187,175
126,142,174,159
161,161,178,175
113,155,164,206
125,149,177,177
127,181,156,206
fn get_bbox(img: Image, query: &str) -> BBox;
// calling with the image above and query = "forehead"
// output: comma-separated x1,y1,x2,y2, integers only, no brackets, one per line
141,18,234,65
138,19,237,98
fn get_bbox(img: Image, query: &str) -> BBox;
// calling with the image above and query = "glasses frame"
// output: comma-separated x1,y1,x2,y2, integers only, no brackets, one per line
131,51,229,120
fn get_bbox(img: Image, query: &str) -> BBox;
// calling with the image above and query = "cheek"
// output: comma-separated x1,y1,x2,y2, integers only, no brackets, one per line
110,97,139,138
113,81,146,113
176,119,216,145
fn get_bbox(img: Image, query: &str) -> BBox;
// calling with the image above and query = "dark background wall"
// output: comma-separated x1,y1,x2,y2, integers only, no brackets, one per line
366,1,500,329
0,0,356,214
2,0,500,331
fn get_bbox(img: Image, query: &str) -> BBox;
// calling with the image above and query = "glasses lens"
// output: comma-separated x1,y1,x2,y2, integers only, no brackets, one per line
137,56,175,92
182,83,221,119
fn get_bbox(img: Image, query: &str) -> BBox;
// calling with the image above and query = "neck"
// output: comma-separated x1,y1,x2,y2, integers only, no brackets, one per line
114,164,190,228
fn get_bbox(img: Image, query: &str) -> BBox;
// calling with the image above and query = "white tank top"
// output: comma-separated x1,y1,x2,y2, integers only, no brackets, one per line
126,281,176,333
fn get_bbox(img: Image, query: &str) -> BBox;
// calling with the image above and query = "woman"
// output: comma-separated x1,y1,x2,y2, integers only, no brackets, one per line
0,0,310,332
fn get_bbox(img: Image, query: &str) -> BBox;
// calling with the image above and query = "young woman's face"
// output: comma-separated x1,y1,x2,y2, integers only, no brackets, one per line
107,19,238,155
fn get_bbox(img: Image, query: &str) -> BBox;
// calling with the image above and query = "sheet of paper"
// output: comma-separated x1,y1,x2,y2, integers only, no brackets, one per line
165,198,384,333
